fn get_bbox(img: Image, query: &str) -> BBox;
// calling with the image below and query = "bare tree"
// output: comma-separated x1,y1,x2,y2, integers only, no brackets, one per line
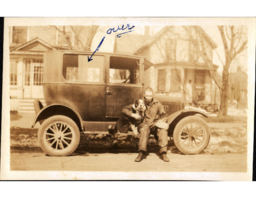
183,26,247,116
115,25,246,116
141,26,247,116
53,25,100,51
216,26,247,116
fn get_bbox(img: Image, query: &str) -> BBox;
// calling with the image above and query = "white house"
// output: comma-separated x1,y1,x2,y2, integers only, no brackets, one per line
114,26,220,109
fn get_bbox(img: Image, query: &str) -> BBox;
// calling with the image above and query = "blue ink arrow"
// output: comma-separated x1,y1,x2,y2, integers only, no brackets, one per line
88,36,106,62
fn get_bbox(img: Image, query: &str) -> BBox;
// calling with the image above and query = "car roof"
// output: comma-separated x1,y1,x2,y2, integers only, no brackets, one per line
60,50,145,59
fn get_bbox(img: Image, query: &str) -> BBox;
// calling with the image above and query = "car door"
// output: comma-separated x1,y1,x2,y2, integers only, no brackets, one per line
60,53,106,121
105,56,143,118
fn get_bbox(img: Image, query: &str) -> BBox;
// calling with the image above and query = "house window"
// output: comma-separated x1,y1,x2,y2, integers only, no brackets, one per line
63,54,104,83
170,69,180,91
12,26,27,43
58,26,74,48
166,39,176,62
195,71,205,89
158,69,166,92
10,59,18,85
24,59,44,86
33,65,44,86
32,59,43,63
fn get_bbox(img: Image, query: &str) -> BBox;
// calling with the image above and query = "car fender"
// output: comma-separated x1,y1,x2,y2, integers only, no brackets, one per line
31,103,84,131
167,109,208,125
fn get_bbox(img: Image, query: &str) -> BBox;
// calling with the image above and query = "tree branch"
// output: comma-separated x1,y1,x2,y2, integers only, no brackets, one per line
233,40,247,58
225,26,231,41
85,25,99,51
97,26,108,33
52,26,73,50
233,26,243,53
213,49,224,66
70,26,85,50
229,26,235,58
218,26,229,61
52,25,64,33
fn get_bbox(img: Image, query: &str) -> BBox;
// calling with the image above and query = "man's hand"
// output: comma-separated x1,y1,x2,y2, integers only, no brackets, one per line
131,113,141,120
155,120,169,130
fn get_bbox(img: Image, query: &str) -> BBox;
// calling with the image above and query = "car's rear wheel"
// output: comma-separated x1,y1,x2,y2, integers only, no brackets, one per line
173,116,210,155
38,115,80,156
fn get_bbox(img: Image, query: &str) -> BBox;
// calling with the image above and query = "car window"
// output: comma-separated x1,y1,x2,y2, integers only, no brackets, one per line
109,56,140,84
63,54,104,83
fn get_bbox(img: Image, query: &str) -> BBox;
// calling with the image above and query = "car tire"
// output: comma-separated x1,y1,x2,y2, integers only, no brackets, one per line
38,115,80,156
173,116,210,155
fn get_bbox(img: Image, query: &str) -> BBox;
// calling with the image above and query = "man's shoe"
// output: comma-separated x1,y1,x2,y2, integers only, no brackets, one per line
162,153,169,162
135,151,144,162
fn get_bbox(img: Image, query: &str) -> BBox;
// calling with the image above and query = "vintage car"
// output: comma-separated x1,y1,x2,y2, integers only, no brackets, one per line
32,50,210,156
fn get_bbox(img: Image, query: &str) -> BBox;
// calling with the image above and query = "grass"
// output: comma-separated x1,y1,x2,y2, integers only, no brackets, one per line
204,126,247,153
204,115,246,123
210,126,247,137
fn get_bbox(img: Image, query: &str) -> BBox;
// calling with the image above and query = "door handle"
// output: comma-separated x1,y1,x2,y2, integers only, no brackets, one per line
107,90,112,95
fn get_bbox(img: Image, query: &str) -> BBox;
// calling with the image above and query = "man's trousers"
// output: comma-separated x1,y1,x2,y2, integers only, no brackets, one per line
137,123,168,153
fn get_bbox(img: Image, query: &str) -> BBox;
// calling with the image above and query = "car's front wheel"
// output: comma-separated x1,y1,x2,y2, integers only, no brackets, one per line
38,115,80,156
173,116,210,155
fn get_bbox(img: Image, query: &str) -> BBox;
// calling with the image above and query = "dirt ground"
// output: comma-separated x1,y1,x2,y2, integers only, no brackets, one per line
10,151,247,172
8,110,248,175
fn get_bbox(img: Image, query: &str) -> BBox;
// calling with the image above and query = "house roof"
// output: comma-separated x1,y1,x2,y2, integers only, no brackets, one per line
134,27,170,55
114,33,150,54
11,37,57,52
114,33,154,70
198,27,218,49
134,26,218,55
113,27,218,71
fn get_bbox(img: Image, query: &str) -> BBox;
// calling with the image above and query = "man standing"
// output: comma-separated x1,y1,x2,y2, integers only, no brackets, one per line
122,87,169,162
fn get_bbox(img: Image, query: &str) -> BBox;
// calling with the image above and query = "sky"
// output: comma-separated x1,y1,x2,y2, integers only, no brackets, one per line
91,25,248,75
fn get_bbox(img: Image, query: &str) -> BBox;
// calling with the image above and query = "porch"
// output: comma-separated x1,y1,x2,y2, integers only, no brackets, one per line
184,68,219,106
10,98,46,113
10,56,45,112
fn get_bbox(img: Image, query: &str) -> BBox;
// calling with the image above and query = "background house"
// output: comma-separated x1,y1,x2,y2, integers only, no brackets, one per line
228,66,248,108
9,25,221,112
114,26,220,109
9,26,90,112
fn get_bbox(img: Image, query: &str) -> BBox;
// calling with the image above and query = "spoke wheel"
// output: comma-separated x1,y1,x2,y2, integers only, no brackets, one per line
173,116,210,155
38,115,80,156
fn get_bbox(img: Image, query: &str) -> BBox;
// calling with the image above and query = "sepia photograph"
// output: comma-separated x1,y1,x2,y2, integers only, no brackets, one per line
1,17,255,180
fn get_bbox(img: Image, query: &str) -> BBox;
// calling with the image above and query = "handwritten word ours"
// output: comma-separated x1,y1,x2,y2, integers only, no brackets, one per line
106,24,135,38
88,24,135,62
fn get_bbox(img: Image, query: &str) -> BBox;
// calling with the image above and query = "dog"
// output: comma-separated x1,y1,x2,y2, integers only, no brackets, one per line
130,99,146,135
109,99,146,136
